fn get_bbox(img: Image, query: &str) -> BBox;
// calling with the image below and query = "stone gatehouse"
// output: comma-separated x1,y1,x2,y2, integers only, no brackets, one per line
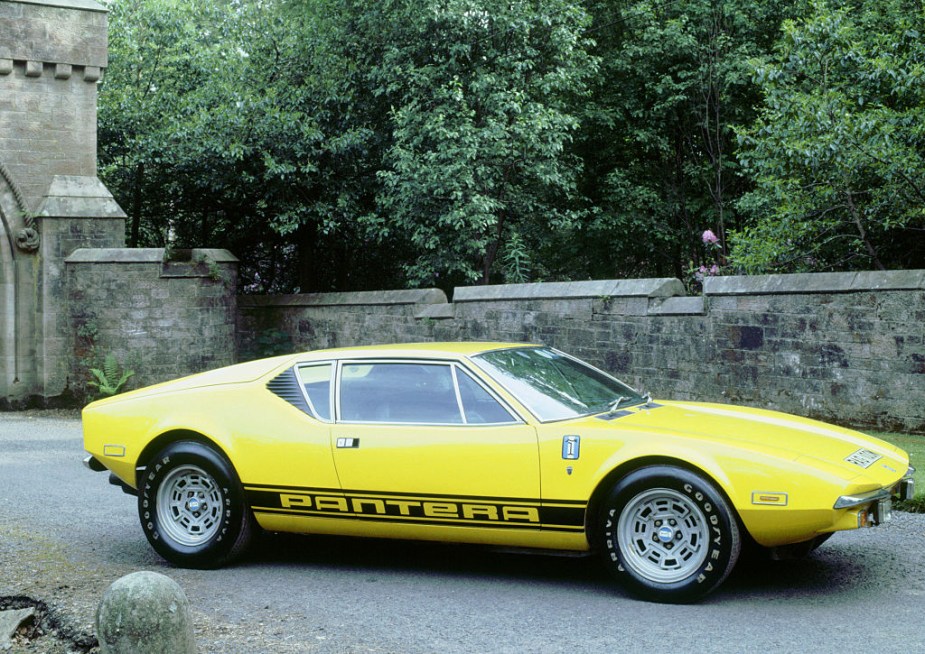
1,0,236,406
1,0,125,404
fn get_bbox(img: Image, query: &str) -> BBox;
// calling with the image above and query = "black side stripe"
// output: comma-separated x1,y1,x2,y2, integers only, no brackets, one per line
244,483,586,507
252,507,585,532
245,487,586,530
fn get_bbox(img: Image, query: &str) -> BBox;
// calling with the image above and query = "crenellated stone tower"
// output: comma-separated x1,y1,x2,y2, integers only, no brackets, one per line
1,0,126,405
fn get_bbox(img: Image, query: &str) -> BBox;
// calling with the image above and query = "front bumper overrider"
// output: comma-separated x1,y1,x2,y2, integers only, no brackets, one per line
832,466,916,527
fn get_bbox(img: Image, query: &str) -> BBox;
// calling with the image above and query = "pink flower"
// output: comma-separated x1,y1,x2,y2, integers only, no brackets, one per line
702,229,719,245
710,264,720,275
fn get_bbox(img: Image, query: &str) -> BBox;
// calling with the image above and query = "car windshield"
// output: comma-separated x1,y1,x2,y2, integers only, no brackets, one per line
471,347,646,422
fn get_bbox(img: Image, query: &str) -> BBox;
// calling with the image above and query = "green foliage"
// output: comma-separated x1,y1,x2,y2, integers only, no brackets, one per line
100,0,599,291
88,353,135,398
502,231,532,284
730,0,925,273
97,0,925,292
99,0,229,247
100,0,385,292
372,0,597,286
573,0,791,279
899,495,925,513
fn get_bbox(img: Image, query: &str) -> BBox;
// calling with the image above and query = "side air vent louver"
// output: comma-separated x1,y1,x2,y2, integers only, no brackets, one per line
267,368,311,415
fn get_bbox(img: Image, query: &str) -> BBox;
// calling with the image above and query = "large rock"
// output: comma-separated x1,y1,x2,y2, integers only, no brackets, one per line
96,571,196,654
0,607,35,649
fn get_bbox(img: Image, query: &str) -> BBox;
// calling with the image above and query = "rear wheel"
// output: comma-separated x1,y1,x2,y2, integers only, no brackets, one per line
138,441,254,568
600,465,740,603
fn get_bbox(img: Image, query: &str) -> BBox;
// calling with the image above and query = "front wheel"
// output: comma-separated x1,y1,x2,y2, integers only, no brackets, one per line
599,466,740,603
138,441,254,568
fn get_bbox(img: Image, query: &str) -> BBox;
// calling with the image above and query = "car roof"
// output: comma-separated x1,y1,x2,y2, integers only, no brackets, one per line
296,342,535,361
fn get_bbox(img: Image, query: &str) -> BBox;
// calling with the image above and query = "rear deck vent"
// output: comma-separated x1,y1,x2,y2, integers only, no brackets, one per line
267,368,311,415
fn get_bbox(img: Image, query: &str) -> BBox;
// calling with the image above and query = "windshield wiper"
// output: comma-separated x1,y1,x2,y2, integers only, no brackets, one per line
606,393,650,415
607,396,631,414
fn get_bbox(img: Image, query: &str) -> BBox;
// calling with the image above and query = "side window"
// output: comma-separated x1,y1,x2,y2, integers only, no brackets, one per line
296,363,333,421
455,368,519,425
339,362,463,424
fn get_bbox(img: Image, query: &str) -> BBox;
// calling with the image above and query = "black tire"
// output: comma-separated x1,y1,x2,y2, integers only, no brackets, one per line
599,465,741,603
138,440,254,569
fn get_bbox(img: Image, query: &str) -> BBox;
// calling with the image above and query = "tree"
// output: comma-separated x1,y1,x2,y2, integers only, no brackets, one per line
100,0,395,293
731,0,925,273
363,0,598,287
98,0,230,249
98,0,317,288
100,0,598,291
572,0,791,282
98,0,924,293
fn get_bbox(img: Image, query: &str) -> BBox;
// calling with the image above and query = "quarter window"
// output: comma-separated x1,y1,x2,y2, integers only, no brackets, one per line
296,363,333,421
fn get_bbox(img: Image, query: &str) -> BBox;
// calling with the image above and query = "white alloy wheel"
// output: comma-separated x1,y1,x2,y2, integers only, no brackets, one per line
616,487,710,584
155,464,225,547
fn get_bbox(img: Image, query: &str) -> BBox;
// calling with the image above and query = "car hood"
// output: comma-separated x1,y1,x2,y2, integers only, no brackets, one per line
609,400,908,481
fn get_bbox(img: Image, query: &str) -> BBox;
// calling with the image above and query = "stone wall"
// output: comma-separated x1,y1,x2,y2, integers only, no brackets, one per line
36,178,126,397
702,272,925,434
236,289,452,361
66,248,238,397
237,271,925,434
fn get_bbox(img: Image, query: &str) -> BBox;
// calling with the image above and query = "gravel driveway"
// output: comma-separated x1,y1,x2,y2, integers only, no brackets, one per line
2,411,924,653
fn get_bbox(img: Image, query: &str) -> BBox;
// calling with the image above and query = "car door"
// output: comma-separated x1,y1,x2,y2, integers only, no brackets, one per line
330,359,542,530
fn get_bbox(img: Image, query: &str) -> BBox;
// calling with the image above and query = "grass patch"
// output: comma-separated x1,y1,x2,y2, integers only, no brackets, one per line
870,431,925,512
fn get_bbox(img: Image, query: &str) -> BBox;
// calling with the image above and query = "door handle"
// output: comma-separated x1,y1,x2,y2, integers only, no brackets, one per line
336,438,360,448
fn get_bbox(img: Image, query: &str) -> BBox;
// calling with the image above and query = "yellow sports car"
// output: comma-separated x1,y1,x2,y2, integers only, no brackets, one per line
82,342,915,602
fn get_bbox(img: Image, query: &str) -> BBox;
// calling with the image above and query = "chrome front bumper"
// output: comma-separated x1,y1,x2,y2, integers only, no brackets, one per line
834,466,917,508
832,467,916,527
832,466,915,527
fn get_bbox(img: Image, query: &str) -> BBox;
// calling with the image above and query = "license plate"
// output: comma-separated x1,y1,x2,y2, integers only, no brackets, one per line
845,449,882,468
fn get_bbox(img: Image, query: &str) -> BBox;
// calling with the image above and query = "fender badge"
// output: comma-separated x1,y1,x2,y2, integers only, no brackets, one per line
562,435,580,460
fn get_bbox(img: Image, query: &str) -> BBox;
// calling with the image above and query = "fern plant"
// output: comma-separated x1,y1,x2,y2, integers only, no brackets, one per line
88,353,135,397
